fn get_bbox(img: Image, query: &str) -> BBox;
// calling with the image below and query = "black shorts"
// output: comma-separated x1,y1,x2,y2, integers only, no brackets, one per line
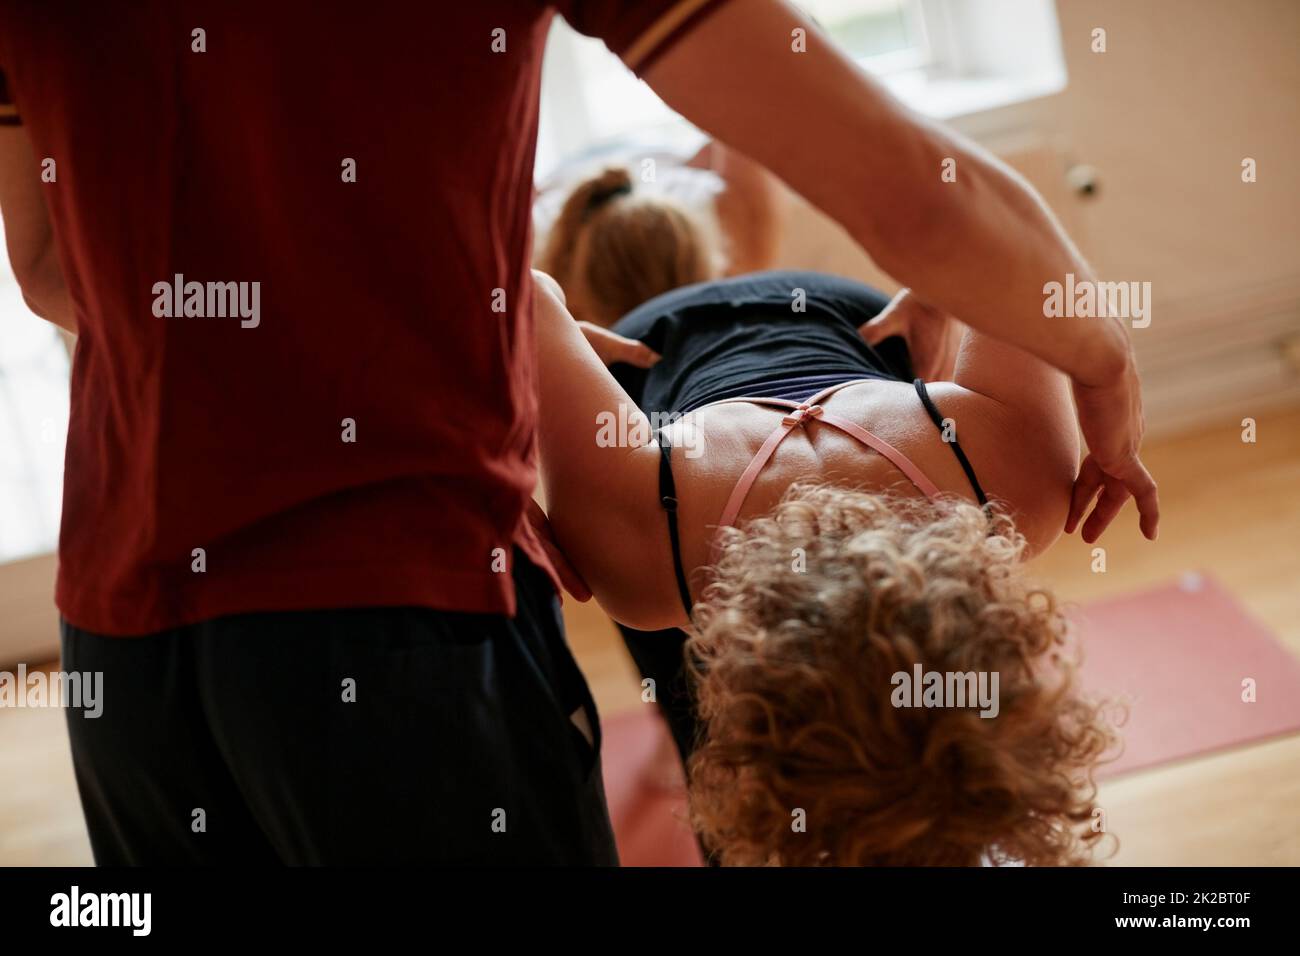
61,549,617,865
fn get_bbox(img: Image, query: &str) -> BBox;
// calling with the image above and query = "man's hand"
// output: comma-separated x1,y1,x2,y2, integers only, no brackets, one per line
858,288,960,381
1066,355,1160,543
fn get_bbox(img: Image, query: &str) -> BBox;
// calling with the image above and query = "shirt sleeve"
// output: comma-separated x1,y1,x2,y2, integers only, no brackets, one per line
0,68,19,126
553,0,732,76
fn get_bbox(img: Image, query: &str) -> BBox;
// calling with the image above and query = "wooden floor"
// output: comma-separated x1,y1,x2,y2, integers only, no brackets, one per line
2,408,1298,866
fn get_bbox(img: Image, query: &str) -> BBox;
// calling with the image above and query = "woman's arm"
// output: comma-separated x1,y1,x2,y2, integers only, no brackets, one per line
532,273,675,626
942,329,1080,554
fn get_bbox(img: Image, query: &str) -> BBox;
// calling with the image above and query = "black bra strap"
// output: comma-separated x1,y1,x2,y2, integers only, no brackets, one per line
914,378,990,508
657,432,694,619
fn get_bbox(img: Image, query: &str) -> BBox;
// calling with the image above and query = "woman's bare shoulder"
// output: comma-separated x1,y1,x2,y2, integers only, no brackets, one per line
916,382,1077,556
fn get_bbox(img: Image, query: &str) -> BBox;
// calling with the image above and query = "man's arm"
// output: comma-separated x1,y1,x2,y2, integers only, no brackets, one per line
639,0,1156,541
0,122,76,334
641,0,1115,381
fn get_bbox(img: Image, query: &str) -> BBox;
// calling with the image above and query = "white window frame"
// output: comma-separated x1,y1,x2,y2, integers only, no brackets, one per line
797,0,935,76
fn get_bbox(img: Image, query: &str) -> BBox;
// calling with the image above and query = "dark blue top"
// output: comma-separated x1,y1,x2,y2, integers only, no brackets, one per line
608,270,913,416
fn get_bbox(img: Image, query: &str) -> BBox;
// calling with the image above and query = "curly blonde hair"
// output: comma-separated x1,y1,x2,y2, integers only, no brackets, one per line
686,485,1116,866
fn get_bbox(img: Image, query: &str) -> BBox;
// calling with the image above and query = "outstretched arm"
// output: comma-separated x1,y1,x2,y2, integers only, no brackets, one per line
532,273,670,624
640,0,1156,541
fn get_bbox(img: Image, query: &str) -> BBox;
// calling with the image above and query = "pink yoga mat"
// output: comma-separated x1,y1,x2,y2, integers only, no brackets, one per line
1075,571,1300,778
600,710,703,867
600,572,1300,866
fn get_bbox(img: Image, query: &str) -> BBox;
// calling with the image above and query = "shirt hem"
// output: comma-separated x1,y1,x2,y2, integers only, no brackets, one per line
56,563,524,637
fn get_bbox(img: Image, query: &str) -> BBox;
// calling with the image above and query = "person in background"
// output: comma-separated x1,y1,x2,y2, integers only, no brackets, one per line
537,165,722,329
534,140,783,329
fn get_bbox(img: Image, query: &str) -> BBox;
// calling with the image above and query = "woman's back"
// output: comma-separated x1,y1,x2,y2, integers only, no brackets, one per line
650,376,1015,620
596,272,1014,622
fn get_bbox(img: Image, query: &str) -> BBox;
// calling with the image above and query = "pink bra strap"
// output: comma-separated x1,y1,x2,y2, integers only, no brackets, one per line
717,413,805,529
715,380,941,530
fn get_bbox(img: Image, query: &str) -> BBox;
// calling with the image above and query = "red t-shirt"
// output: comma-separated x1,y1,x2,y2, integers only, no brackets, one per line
0,0,728,635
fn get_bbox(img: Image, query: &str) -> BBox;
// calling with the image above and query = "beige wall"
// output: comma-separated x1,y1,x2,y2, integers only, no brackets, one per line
1055,0,1298,298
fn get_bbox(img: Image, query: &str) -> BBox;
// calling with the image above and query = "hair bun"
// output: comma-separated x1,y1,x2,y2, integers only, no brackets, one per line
582,166,635,220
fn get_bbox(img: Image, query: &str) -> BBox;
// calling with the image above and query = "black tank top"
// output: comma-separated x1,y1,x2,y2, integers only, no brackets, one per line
608,270,912,416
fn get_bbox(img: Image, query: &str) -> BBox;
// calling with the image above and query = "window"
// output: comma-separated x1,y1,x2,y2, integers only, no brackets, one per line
0,218,69,563
536,0,1067,180
795,0,932,73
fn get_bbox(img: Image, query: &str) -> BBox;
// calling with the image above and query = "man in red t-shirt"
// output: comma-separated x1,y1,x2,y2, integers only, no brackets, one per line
0,1,1155,864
